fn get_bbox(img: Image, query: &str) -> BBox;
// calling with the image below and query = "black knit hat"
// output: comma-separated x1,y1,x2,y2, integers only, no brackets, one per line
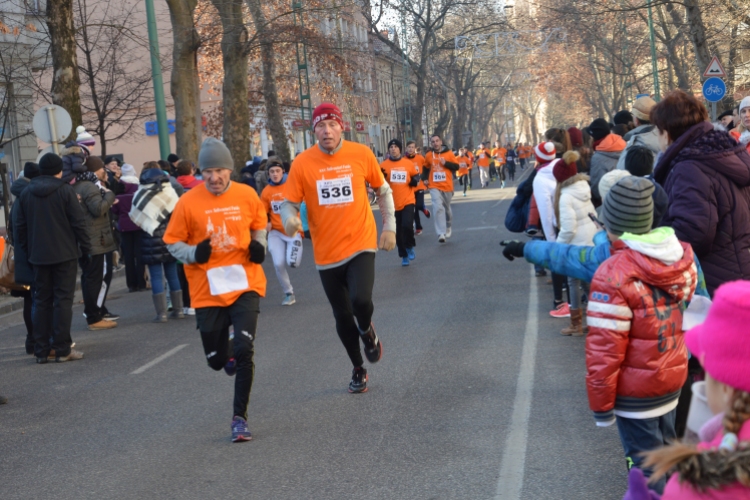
38,153,63,176
586,118,611,142
601,176,655,235
613,110,634,126
624,146,655,177
167,153,180,163
387,139,403,154
23,162,40,179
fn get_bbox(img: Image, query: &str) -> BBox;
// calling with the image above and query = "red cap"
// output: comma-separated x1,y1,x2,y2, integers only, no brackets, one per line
312,103,344,130
553,158,578,183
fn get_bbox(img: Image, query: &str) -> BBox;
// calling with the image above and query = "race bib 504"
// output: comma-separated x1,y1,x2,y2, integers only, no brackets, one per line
432,171,447,183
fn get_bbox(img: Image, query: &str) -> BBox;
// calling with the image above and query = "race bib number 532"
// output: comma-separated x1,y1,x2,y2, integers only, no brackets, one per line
317,177,354,206
390,170,408,183
432,171,447,183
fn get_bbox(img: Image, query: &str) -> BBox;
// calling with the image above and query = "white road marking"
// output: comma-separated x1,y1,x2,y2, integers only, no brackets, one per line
465,226,498,231
495,265,539,500
482,211,488,216
130,344,188,375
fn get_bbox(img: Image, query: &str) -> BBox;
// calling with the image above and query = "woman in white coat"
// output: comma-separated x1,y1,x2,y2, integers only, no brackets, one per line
552,150,598,335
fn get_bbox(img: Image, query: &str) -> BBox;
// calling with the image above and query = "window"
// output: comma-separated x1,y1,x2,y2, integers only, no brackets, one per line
25,0,41,13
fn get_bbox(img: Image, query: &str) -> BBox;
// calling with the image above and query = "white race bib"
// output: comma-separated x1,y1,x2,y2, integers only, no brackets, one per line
316,177,354,206
479,153,485,159
207,265,249,296
390,170,408,184
432,171,447,183
271,200,283,214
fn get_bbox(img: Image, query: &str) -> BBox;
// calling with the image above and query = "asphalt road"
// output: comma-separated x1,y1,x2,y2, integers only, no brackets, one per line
0,172,627,500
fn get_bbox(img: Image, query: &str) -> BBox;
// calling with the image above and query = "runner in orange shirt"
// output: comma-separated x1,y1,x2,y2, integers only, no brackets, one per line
491,141,507,188
423,134,460,243
405,140,431,235
279,102,396,394
465,147,475,189
457,148,471,197
260,157,303,306
163,137,268,443
475,142,492,188
381,139,420,266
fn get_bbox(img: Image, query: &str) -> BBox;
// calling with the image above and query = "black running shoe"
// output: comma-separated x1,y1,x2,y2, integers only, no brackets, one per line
360,323,383,363
102,312,120,321
348,367,368,393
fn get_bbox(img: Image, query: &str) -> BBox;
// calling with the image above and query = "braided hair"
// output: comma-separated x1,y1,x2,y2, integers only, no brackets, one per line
643,390,750,491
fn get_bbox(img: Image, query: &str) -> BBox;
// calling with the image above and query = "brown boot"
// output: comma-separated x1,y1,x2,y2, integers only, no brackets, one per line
561,308,584,336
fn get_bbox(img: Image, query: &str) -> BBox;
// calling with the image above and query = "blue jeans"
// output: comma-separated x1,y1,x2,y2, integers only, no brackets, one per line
148,262,181,295
616,408,677,494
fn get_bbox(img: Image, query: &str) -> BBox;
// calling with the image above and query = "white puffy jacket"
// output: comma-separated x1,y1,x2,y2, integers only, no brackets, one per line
532,160,559,242
557,174,598,246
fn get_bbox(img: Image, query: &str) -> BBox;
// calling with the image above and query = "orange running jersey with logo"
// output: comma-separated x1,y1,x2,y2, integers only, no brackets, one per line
424,149,459,192
406,153,427,191
492,147,507,165
261,182,298,234
285,141,385,266
457,155,470,176
163,182,267,308
475,148,491,167
380,157,417,211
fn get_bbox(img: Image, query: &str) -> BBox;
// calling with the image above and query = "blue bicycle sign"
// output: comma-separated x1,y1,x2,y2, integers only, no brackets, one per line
702,77,726,103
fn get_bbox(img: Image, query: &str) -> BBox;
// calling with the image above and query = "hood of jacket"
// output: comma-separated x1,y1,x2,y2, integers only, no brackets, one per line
28,176,67,197
10,177,30,197
595,133,627,153
560,174,592,202
655,121,750,188
622,123,655,142
613,227,695,302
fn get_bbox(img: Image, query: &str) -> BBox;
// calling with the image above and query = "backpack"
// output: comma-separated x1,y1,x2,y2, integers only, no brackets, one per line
504,171,536,233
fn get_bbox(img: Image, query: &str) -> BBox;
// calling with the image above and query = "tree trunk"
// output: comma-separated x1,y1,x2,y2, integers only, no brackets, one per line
683,0,711,81
47,0,83,140
165,0,202,162
413,56,428,148
246,0,291,162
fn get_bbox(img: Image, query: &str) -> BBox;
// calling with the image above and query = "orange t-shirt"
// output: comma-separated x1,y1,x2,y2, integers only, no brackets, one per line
492,147,507,165
519,146,531,159
475,148,491,167
163,182,267,308
380,157,417,211
457,155,470,176
424,149,459,192
406,154,426,191
261,182,295,234
285,141,385,266
466,151,475,168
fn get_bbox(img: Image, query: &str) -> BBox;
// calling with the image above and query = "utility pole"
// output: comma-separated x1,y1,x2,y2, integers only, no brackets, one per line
145,0,171,159
646,0,661,100
293,1,313,149
400,9,413,141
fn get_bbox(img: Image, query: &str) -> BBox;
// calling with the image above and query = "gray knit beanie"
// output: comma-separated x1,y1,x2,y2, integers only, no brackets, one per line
198,137,233,172
601,176,655,235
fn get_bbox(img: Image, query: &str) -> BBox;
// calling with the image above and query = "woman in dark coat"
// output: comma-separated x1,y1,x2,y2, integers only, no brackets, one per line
652,90,750,296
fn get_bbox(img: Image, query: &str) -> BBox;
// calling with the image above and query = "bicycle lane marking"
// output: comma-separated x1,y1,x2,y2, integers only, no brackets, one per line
495,265,539,500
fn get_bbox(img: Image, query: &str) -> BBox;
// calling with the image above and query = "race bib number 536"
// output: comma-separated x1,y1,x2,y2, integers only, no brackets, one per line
317,177,354,206
432,171,447,183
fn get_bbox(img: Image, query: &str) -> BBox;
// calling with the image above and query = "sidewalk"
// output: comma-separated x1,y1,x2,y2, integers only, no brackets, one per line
0,266,128,330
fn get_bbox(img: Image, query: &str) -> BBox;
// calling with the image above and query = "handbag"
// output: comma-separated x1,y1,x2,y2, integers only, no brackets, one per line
0,237,26,291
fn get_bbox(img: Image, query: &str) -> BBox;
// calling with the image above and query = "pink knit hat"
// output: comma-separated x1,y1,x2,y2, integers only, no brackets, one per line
685,280,750,394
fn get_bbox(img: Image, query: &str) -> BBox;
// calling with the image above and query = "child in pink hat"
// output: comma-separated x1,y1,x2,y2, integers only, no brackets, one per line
624,280,750,499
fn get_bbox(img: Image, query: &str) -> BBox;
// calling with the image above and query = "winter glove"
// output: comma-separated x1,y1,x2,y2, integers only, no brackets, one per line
381,168,388,179
500,240,525,261
409,174,420,187
194,238,213,264
284,216,302,237
378,230,396,251
249,240,265,264
622,468,661,500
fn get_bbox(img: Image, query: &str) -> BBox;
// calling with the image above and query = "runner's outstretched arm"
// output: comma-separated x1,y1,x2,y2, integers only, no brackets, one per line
251,229,267,252
280,200,302,237
167,241,198,264
375,182,396,234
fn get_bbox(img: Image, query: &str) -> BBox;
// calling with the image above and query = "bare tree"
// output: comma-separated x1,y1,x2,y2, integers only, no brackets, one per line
47,0,83,137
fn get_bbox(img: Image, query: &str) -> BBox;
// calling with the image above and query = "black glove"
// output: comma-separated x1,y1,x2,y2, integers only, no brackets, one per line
409,174,420,187
80,253,92,268
500,240,525,261
249,240,265,264
195,238,212,264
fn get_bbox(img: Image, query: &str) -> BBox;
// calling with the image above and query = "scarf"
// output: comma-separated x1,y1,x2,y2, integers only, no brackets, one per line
129,180,179,236
75,171,105,195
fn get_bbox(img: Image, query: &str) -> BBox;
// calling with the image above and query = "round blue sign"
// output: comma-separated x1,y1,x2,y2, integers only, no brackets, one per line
702,77,726,103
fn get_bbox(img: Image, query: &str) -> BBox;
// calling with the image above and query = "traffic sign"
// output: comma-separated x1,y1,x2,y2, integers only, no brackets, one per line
703,56,726,78
33,105,72,145
702,77,726,103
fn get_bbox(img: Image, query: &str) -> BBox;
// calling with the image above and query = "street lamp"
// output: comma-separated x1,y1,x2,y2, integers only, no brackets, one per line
646,0,661,100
